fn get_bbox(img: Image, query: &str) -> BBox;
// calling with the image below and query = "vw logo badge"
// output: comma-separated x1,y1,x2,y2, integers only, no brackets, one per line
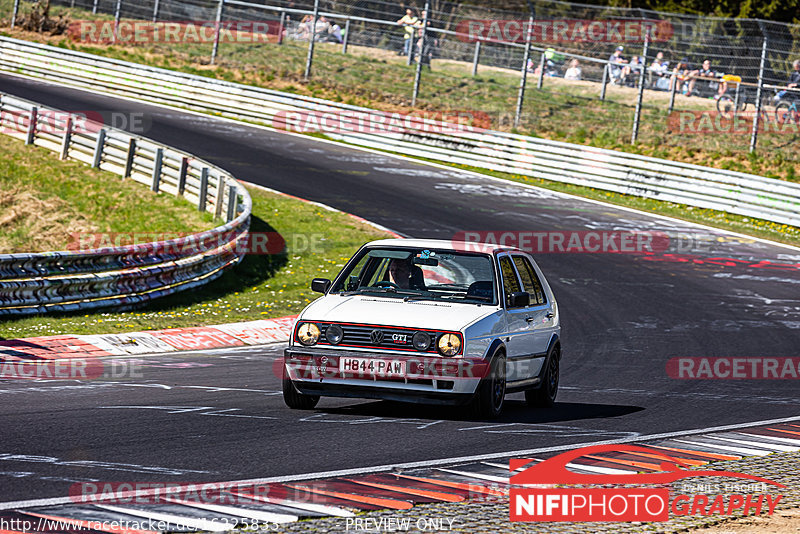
370,329,384,344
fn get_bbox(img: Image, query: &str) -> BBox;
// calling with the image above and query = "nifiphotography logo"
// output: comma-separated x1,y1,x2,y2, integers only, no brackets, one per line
510,444,785,522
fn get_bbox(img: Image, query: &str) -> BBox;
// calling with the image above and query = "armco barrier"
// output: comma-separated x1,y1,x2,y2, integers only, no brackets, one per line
0,37,798,228
0,91,251,315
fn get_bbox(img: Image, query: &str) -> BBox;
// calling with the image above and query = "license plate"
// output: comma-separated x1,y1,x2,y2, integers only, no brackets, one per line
339,357,406,377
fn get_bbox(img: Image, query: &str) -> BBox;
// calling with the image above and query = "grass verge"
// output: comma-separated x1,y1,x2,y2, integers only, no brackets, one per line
0,184,389,338
0,134,213,253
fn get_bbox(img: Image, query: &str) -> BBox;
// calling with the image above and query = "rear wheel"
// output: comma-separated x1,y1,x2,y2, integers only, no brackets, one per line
775,102,799,124
282,369,319,410
469,350,506,419
526,345,560,408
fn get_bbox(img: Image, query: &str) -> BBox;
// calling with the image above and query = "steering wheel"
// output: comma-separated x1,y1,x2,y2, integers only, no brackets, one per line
374,281,399,289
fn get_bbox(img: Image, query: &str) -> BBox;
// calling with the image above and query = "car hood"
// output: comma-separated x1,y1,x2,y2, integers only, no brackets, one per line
300,294,497,332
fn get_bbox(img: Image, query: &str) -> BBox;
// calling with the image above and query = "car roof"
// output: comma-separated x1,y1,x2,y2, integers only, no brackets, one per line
364,238,522,255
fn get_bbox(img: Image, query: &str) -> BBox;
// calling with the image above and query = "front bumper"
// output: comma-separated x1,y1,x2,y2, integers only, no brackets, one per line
283,346,488,404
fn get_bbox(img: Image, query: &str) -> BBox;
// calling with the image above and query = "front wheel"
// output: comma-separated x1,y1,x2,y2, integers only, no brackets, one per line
469,351,506,419
526,345,560,408
282,370,320,410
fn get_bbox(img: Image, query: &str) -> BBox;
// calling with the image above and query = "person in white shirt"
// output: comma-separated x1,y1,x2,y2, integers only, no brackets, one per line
564,59,581,80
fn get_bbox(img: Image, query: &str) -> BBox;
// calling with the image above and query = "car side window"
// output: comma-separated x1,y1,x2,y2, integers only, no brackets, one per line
499,256,521,306
513,255,546,305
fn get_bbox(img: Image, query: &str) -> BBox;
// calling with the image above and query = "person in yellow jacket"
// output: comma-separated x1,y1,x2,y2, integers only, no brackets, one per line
397,8,419,56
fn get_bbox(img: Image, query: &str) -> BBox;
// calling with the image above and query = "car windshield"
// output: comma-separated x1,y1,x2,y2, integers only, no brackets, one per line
330,247,497,305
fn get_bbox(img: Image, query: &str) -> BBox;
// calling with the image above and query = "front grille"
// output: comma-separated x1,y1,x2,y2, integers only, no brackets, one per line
312,322,460,355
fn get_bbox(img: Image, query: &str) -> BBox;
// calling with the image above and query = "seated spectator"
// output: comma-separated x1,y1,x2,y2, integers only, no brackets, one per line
312,16,331,41
626,55,644,86
775,60,800,103
608,46,629,85
564,59,582,80
648,52,670,89
291,15,313,40
688,59,726,98
328,20,343,44
670,58,696,94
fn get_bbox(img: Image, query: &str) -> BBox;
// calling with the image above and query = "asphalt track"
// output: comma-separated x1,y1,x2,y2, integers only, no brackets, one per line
1,74,799,502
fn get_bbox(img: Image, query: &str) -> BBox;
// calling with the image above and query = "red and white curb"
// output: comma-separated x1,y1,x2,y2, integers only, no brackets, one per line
0,316,297,362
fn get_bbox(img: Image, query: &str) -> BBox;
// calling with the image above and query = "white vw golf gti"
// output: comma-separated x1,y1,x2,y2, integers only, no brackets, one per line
282,239,561,417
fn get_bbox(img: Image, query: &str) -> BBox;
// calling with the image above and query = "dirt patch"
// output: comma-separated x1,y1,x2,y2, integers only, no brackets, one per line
691,508,800,533
0,186,98,253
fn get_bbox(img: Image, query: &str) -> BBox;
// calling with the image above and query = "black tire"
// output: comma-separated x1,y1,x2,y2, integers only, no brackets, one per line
525,345,560,408
282,371,319,410
716,95,735,117
469,350,506,419
775,101,798,124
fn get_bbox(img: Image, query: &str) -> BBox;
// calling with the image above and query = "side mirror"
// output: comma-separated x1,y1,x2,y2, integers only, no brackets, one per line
311,278,332,294
507,291,530,308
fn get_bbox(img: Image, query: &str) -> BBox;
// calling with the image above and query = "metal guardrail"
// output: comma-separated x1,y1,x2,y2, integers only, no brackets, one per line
0,89,251,315
0,35,798,229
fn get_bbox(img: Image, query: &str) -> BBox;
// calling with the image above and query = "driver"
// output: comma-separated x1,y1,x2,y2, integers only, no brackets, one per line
388,258,425,290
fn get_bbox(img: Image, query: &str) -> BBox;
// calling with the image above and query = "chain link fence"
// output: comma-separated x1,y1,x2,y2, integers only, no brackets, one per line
10,0,800,171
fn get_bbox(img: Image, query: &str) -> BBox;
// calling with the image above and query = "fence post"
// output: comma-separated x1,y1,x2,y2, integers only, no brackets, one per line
92,0,98,15
60,116,73,159
25,107,37,145
342,18,350,54
11,0,19,29
277,11,285,45
749,36,767,153
226,184,237,221
214,176,226,219
178,156,188,196
198,168,209,212
92,129,106,168
514,15,534,128
600,63,609,101
667,72,677,112
631,31,650,144
471,41,481,76
151,148,163,192
152,0,160,22
733,80,741,113
124,138,136,177
303,0,320,80
113,0,122,44
536,53,544,89
411,0,430,107
210,0,224,65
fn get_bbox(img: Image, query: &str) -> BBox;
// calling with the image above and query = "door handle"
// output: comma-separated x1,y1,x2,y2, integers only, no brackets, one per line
545,312,555,319
525,316,535,323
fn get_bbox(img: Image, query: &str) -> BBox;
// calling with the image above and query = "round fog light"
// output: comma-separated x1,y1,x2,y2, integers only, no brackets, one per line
437,333,461,356
326,324,344,345
297,323,321,346
412,331,431,351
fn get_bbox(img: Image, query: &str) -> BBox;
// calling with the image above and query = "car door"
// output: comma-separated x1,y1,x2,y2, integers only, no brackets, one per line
512,254,556,370
497,253,534,383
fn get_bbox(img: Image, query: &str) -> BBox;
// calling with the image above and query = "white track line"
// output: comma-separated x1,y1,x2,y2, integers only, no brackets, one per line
93,504,232,531
3,414,800,511
737,432,800,446
162,498,298,523
706,435,799,452
436,469,509,484
671,439,771,457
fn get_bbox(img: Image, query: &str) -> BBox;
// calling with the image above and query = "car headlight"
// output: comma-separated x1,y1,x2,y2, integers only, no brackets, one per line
325,324,344,345
412,331,431,351
297,323,321,346
437,333,461,356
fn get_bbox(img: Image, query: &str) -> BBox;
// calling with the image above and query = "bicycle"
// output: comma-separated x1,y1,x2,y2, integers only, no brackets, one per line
775,98,799,124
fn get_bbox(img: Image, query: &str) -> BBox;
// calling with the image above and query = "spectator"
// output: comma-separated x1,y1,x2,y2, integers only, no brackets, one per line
292,15,313,40
689,59,727,98
671,58,696,94
627,55,644,86
328,20,344,44
775,59,800,102
648,51,669,89
313,16,331,41
608,46,629,85
415,27,438,69
564,58,581,80
397,8,419,56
